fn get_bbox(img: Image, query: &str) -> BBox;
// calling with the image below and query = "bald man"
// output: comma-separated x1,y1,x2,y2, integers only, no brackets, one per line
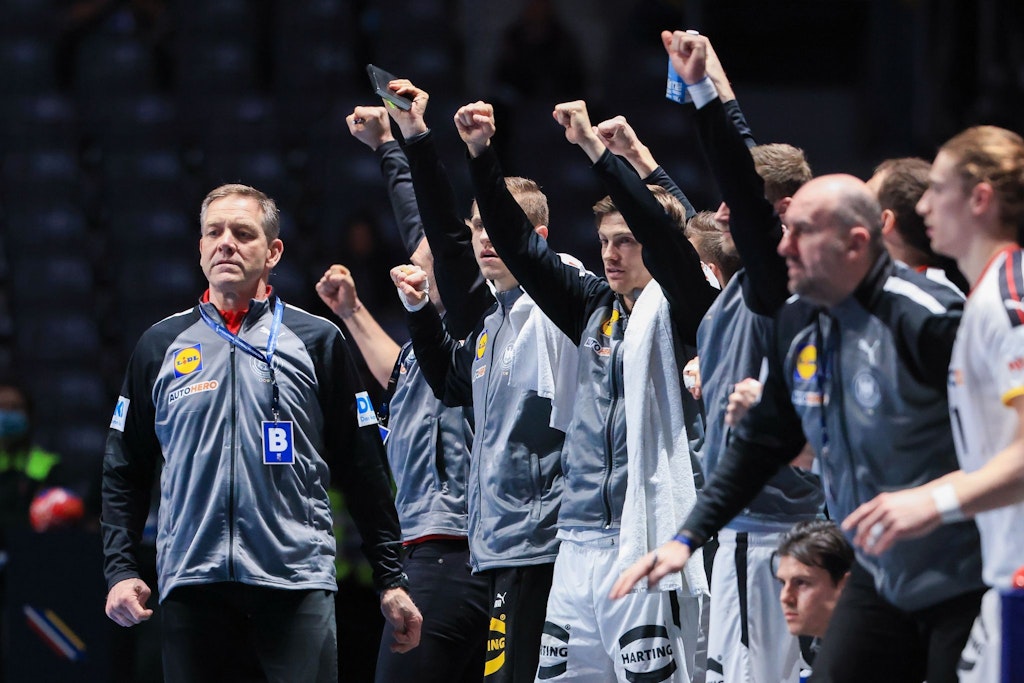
614,173,984,683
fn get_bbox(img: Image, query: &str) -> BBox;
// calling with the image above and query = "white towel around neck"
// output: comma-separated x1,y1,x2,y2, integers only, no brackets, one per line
617,281,708,596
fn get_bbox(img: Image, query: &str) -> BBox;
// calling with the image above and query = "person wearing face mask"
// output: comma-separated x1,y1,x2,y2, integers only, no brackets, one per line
0,379,64,679
0,381,63,535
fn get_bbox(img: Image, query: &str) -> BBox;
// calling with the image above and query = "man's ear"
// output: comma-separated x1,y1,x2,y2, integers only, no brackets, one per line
774,196,792,220
268,239,284,268
534,225,549,240
707,261,723,287
847,226,871,255
880,209,897,236
970,182,995,219
836,571,850,592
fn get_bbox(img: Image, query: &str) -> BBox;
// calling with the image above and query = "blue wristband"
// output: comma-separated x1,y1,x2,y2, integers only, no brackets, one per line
672,533,696,549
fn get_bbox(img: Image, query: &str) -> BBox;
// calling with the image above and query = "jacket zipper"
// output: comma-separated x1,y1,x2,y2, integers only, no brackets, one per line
228,343,237,580
826,320,863,508
602,338,622,528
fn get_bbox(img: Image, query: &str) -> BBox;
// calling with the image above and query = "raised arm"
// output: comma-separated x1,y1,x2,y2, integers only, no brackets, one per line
554,100,718,344
384,80,492,339
454,101,606,343
663,30,790,314
346,106,425,257
316,264,401,388
595,115,695,217
391,264,475,407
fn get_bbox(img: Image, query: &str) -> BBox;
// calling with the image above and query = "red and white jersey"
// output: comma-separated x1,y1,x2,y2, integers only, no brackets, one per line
948,246,1024,587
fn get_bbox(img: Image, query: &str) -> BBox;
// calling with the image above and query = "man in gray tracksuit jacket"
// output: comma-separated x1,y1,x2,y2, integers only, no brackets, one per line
465,99,720,682
102,183,418,683
320,108,493,683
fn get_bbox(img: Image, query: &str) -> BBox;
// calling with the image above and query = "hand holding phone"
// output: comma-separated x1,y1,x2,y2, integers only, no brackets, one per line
366,64,413,112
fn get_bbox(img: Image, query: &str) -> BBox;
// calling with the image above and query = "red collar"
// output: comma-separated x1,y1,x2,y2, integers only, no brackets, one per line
201,286,273,334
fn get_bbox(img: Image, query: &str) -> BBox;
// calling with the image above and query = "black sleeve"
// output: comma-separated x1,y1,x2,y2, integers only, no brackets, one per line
640,166,697,220
101,339,163,589
467,145,608,344
406,302,475,407
375,140,425,257
319,326,405,592
402,131,493,339
680,333,806,543
914,313,961,393
591,149,719,346
692,98,790,315
722,99,757,149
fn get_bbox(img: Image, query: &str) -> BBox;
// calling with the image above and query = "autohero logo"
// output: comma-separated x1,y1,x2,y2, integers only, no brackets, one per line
168,380,219,405
584,337,611,358
484,615,507,676
618,624,677,682
537,622,570,680
172,344,203,378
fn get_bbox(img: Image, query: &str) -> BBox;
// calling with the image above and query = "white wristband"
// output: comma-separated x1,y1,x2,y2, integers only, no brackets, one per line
688,77,719,109
396,279,430,312
931,483,966,524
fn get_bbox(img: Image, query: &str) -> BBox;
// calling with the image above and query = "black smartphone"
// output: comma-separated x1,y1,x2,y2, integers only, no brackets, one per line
366,64,413,111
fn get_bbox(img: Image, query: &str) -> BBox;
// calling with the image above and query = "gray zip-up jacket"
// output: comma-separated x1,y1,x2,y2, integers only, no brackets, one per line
697,273,824,531
683,254,984,610
409,289,565,572
386,343,474,541
465,146,719,531
102,296,405,599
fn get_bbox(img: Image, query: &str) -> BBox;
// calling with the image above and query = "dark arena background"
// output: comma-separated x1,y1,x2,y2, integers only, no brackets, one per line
0,0,1021,680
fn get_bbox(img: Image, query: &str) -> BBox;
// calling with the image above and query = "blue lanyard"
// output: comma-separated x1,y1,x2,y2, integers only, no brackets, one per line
199,298,285,421
816,314,834,453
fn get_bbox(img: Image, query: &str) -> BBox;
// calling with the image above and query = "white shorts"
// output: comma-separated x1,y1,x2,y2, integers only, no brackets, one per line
958,588,1001,683
705,529,803,683
535,536,706,682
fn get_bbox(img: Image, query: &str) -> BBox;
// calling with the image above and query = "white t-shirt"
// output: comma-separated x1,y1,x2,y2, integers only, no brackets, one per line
948,246,1024,587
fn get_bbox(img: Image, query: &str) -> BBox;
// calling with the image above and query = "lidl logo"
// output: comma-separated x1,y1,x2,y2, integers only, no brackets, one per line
476,329,488,360
795,344,817,381
601,310,620,337
173,344,203,378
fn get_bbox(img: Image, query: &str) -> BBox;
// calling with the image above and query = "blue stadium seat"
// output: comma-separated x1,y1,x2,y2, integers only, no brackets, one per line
0,38,56,95
5,205,92,259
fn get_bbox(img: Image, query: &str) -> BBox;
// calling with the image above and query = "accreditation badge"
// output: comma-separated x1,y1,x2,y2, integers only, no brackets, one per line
262,420,294,464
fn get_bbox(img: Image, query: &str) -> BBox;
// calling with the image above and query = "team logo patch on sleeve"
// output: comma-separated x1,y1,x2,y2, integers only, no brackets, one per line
110,396,130,431
172,344,203,378
355,391,378,427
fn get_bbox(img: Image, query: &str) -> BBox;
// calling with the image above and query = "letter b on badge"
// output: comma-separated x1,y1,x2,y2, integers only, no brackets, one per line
262,420,294,464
